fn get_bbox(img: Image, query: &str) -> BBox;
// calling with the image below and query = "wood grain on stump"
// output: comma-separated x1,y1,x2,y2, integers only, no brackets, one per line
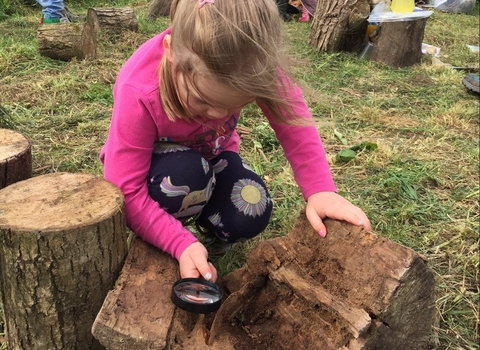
87,8,139,33
0,128,31,189
92,213,435,350
37,22,97,61
0,172,128,350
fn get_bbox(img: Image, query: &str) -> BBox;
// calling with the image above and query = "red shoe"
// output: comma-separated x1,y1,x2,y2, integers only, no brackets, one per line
298,7,310,22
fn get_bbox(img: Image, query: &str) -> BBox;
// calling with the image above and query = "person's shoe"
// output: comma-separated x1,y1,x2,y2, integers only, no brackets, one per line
462,74,480,95
62,7,81,22
42,17,60,24
42,15,69,24
298,7,310,22
205,238,237,257
195,222,236,257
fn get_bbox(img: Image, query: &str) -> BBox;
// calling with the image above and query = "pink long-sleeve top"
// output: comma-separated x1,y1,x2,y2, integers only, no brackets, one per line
100,28,336,261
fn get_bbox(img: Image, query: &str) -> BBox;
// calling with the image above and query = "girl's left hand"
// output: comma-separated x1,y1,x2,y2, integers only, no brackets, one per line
305,191,371,237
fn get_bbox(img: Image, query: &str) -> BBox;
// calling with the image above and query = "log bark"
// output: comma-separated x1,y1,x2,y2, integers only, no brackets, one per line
37,22,97,61
92,213,435,350
87,8,139,33
371,18,428,67
146,0,173,21
0,129,31,189
0,172,129,350
309,0,371,53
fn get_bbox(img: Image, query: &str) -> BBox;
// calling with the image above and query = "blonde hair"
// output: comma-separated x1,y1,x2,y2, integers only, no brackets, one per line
160,0,303,124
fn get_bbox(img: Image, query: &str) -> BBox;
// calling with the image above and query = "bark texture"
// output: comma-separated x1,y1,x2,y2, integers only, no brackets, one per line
0,129,31,189
0,172,129,350
37,23,97,61
309,0,371,53
92,213,436,350
87,8,139,33
146,0,173,21
371,19,428,67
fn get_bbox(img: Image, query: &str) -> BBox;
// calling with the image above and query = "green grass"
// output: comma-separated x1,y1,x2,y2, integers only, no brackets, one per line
0,1,479,349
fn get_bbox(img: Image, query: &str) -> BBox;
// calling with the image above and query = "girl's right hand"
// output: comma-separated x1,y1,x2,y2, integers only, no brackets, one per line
179,242,217,282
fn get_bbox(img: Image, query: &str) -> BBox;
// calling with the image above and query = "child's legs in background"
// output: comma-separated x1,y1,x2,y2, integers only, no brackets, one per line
197,151,273,243
36,0,64,20
147,145,215,222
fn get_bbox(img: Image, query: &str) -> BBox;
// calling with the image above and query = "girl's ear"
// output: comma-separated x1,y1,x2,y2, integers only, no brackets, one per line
163,34,174,62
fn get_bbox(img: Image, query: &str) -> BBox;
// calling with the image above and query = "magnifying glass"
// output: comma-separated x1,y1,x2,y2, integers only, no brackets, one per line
171,278,224,314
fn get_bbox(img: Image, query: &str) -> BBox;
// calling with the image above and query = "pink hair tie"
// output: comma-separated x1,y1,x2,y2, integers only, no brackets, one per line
198,0,214,8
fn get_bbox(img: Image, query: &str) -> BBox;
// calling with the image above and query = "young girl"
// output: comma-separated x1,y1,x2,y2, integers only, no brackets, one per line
100,0,371,283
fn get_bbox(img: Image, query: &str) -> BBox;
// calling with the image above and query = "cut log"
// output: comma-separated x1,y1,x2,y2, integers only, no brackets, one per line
37,22,97,61
309,0,371,53
371,19,428,67
92,213,435,350
87,7,139,33
91,237,180,350
146,0,173,21
0,128,31,189
0,172,129,350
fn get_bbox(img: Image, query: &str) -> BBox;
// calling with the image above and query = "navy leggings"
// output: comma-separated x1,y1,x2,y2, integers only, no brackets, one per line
147,145,272,243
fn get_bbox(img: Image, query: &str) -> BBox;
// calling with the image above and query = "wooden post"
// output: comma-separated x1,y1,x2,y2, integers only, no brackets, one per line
0,129,31,189
309,0,371,53
86,8,139,33
0,172,129,350
92,213,435,350
37,23,97,61
371,18,428,67
146,0,173,21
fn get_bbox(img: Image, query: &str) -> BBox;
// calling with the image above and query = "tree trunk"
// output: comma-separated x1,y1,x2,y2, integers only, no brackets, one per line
371,18,428,67
37,23,97,61
0,172,129,350
146,0,173,21
0,129,31,189
309,0,370,53
87,8,139,33
92,213,435,350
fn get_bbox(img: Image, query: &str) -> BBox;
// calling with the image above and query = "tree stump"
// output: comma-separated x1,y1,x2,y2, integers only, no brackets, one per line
0,129,31,189
92,213,435,350
146,0,173,21
37,22,96,61
309,0,371,53
86,8,139,33
0,172,129,350
371,18,428,67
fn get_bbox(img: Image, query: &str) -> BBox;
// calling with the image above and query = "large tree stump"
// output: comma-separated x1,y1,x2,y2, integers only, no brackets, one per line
309,0,371,53
371,18,428,67
92,213,435,350
0,172,129,350
37,22,96,61
87,8,139,33
0,129,31,189
146,0,173,21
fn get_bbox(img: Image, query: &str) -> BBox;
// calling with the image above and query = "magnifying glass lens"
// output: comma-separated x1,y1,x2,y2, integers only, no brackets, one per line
174,281,221,304
171,278,224,314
